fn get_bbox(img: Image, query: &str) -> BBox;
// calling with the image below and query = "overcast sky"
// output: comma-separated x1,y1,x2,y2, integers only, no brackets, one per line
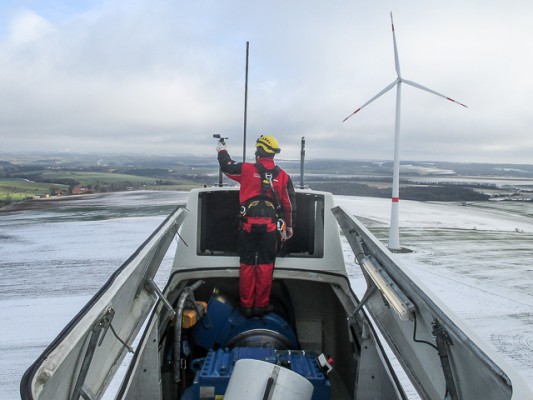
0,0,532,164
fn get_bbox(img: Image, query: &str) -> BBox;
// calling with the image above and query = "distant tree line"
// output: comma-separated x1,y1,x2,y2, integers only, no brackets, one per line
308,181,490,201
118,168,172,177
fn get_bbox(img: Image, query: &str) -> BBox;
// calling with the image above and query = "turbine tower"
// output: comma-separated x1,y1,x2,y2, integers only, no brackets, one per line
343,12,467,251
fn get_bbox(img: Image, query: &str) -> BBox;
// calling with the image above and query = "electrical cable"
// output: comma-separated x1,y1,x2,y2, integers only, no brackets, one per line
109,323,134,353
412,313,438,351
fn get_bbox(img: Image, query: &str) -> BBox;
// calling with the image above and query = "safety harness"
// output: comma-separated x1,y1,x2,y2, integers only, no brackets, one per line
242,162,282,219
241,162,289,240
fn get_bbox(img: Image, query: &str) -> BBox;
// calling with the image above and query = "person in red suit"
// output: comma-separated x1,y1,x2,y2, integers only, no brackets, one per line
217,135,296,317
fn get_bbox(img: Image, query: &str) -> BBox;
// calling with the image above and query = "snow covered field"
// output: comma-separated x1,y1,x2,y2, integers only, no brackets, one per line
0,191,187,399
1,191,532,398
336,195,533,394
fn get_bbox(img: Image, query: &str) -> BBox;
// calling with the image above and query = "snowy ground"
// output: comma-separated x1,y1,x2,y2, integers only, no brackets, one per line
0,191,187,399
1,191,532,398
336,196,533,394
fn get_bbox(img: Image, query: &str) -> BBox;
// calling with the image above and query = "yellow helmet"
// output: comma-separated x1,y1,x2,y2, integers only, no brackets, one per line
256,135,281,154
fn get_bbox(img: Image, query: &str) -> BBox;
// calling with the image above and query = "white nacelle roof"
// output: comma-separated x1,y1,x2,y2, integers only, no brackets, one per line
172,187,346,275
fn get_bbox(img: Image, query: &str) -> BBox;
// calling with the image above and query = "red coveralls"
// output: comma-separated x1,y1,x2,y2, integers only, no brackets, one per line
218,150,296,309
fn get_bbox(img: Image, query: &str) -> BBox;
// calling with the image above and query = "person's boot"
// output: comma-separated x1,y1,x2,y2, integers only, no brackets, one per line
254,304,274,317
241,307,254,318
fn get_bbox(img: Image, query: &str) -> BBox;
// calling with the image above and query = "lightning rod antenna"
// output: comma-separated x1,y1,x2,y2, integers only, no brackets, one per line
243,42,249,162
300,137,306,189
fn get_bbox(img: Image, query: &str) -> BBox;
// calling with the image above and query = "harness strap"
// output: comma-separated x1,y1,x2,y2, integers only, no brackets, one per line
243,198,277,219
254,162,282,213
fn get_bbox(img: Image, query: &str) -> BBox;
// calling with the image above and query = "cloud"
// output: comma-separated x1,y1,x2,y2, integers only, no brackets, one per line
0,0,532,164
7,9,54,45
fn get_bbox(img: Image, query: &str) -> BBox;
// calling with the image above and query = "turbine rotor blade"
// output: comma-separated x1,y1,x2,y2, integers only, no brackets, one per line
391,12,401,78
343,80,398,122
402,79,468,108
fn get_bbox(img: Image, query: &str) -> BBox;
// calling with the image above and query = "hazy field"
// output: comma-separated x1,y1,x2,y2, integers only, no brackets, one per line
0,171,201,205
0,178,69,201
13,170,158,186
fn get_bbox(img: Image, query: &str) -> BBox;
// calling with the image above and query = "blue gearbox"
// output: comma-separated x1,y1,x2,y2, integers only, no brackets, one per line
192,291,298,351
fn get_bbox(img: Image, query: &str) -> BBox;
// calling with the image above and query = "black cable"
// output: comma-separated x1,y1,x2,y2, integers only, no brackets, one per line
109,323,134,353
413,314,452,400
176,231,189,247
412,313,438,351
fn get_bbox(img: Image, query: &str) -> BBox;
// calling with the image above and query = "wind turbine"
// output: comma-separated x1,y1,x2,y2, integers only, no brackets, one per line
343,12,467,251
